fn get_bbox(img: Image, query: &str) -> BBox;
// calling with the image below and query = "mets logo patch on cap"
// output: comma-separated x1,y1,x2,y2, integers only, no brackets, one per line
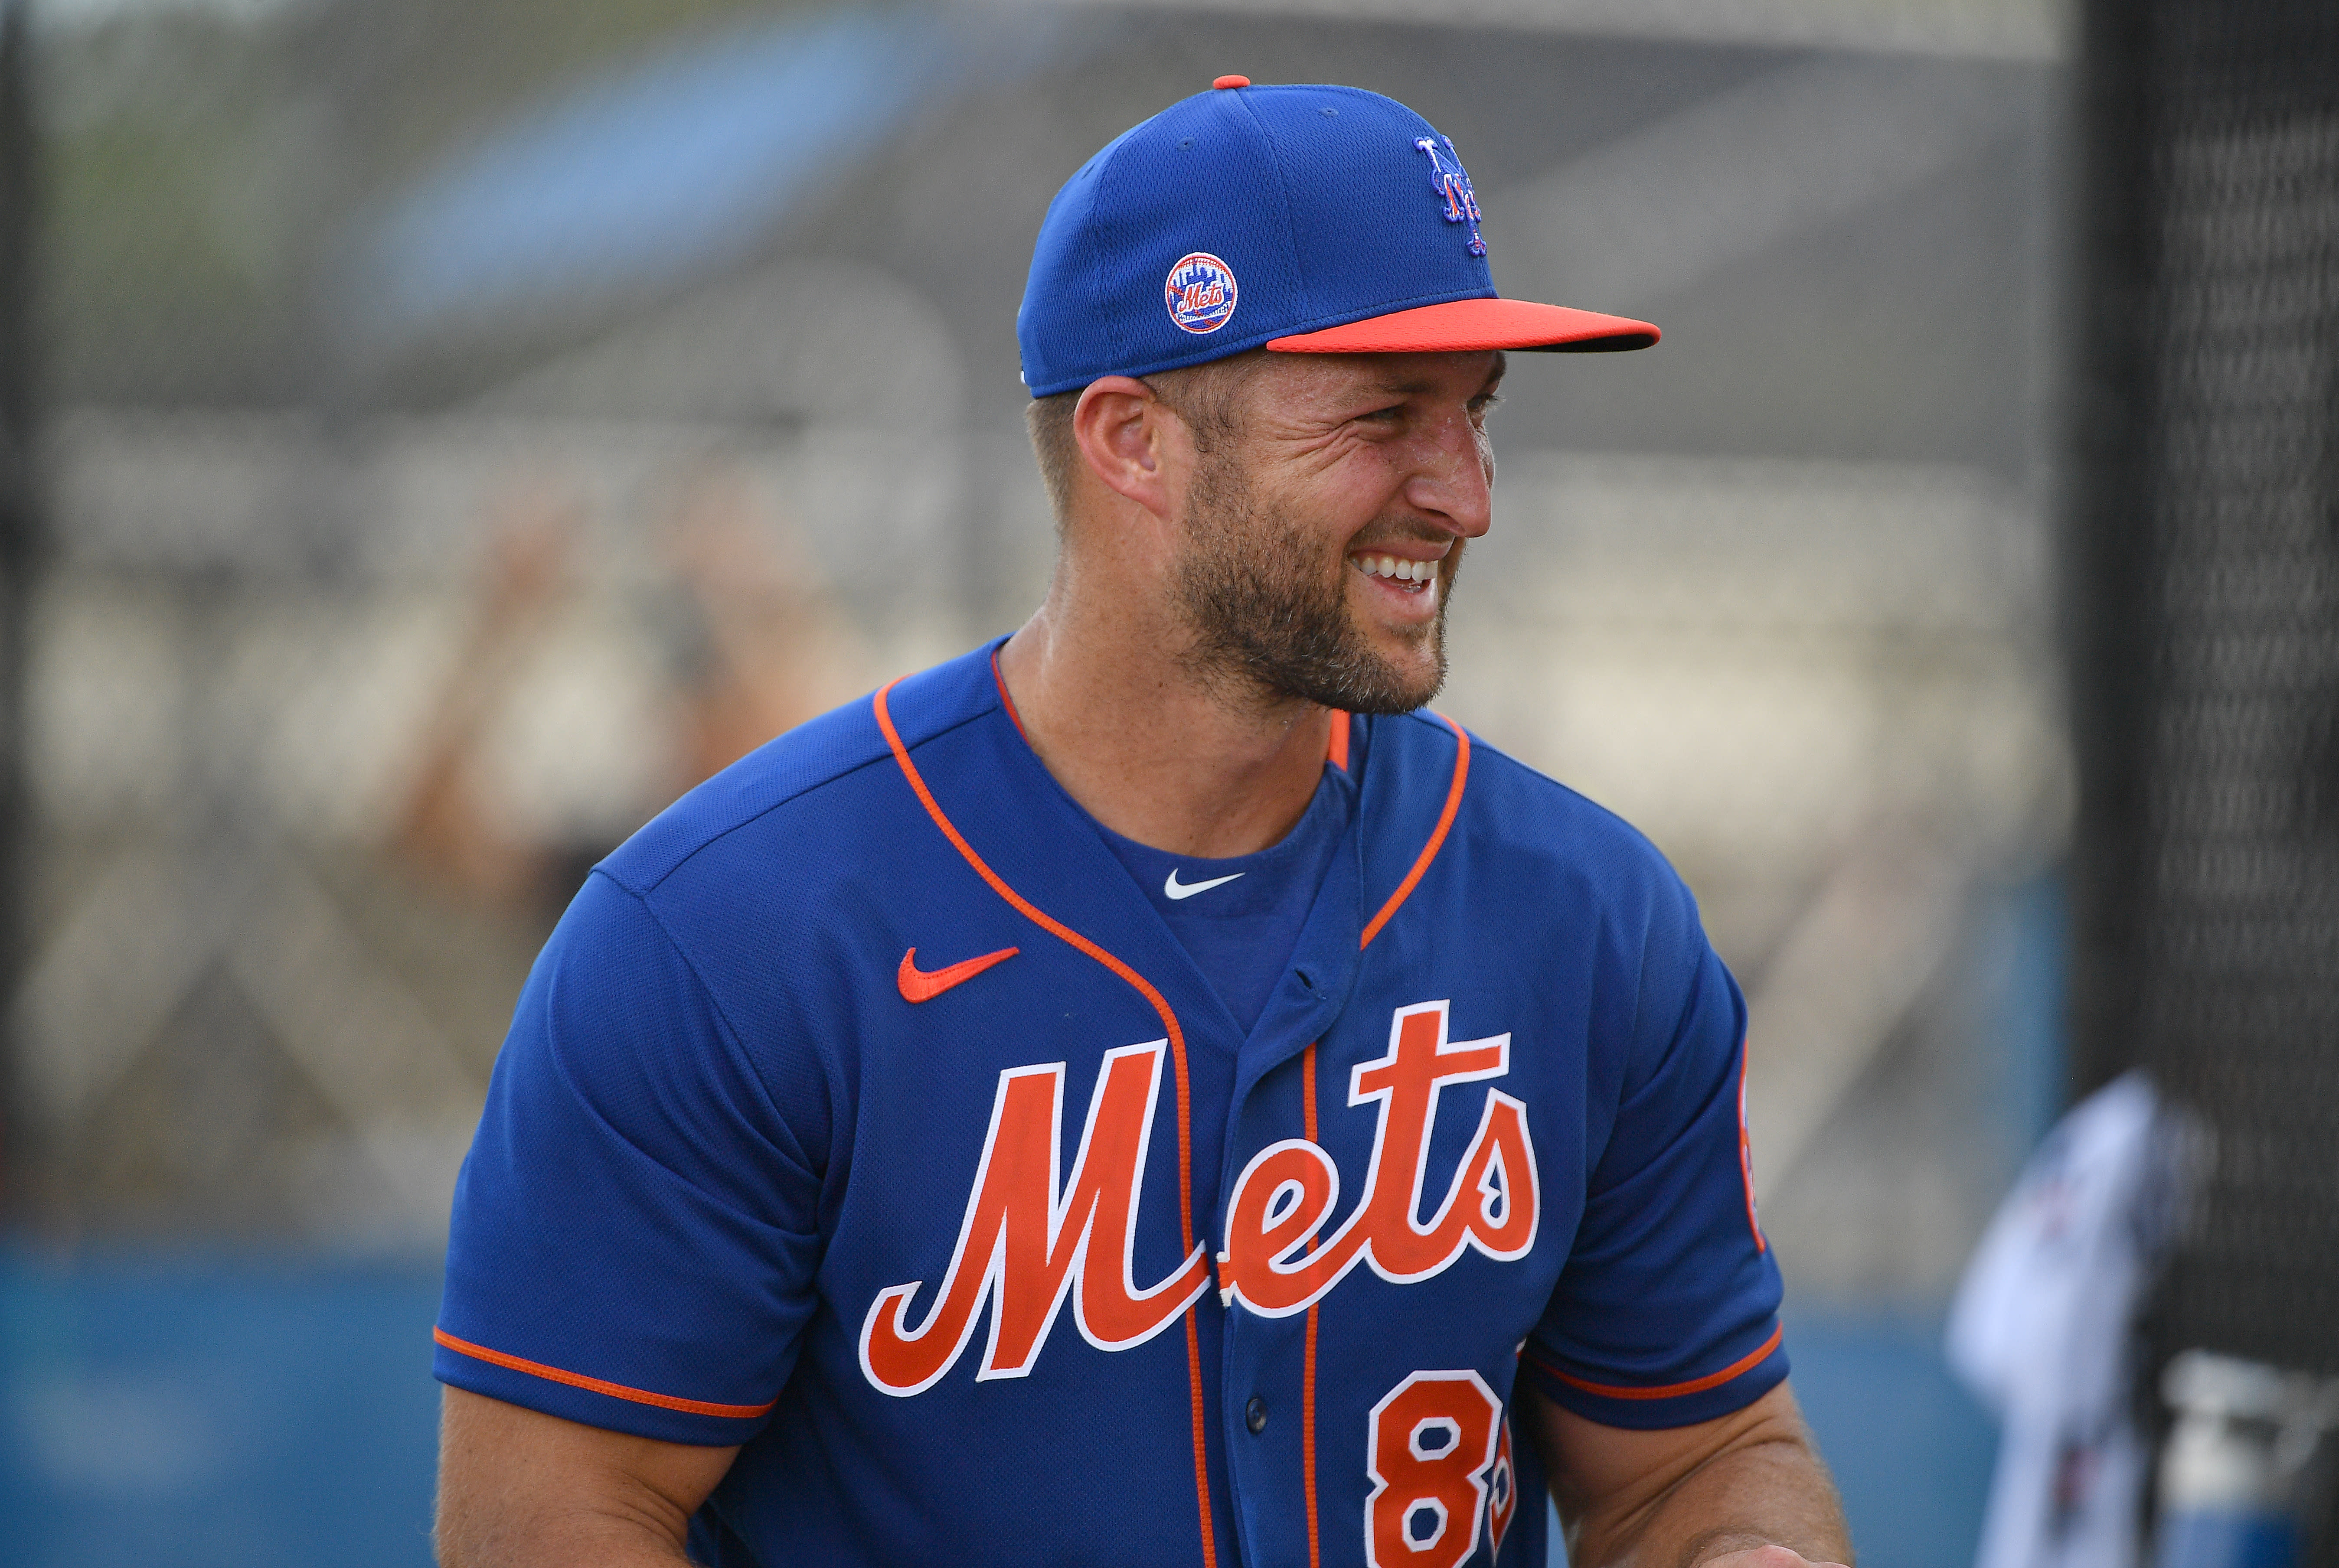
1164,252,1238,334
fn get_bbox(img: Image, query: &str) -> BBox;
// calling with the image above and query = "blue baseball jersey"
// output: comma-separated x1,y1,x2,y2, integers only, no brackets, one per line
436,640,1786,1568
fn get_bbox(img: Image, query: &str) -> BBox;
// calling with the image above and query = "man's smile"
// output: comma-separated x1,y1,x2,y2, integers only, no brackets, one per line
1349,549,1443,591
1348,543,1454,624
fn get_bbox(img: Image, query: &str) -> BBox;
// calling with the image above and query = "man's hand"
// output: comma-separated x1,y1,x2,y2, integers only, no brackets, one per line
1524,1380,1852,1568
1703,1548,1852,1568
435,1387,738,1568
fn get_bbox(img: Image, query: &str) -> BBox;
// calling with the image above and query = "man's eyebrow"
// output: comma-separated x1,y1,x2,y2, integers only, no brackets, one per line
1359,352,1509,399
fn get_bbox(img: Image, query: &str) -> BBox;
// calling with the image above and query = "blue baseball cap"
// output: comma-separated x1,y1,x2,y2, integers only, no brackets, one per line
1016,76,1659,398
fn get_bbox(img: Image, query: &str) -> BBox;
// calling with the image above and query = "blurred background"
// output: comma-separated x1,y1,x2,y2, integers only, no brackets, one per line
0,0,2330,1564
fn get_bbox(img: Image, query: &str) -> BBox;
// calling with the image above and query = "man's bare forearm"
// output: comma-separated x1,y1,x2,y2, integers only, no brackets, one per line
1584,1425,1851,1568
437,1508,696,1568
1534,1382,1852,1568
435,1388,736,1568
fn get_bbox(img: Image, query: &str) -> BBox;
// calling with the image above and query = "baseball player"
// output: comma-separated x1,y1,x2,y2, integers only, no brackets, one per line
433,80,1853,1568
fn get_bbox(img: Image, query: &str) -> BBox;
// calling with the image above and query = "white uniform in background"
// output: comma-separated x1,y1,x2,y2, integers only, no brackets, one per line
1948,1072,2175,1568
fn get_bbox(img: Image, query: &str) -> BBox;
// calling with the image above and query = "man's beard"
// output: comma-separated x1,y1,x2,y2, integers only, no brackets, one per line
1170,445,1455,715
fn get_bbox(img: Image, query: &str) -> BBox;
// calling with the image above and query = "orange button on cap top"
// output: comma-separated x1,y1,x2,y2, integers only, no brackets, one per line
1213,75,1250,90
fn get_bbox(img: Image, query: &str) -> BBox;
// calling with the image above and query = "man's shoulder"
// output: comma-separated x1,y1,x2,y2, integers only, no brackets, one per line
1380,711,1679,877
1373,710,1697,929
597,645,1000,899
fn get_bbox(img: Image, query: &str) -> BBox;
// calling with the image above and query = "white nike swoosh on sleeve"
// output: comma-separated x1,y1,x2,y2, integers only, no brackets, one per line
1163,868,1245,900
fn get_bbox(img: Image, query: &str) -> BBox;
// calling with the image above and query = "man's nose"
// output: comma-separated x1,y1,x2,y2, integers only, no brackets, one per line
1403,411,1494,538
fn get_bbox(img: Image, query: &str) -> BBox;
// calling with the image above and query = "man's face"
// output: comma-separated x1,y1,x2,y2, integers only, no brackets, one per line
1169,350,1502,715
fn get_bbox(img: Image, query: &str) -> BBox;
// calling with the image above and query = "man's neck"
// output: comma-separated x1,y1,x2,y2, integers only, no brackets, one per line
995,594,1334,860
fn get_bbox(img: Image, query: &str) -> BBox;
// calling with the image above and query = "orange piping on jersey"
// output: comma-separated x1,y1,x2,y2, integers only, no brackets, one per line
874,679,1218,1568
1737,1034,1767,1253
1526,1322,1785,1402
1359,713,1469,950
990,650,1032,744
1301,1042,1323,1568
433,1327,776,1419
1326,709,1350,773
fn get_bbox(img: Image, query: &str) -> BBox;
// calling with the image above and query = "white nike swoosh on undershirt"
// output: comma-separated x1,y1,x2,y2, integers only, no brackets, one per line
1163,868,1245,900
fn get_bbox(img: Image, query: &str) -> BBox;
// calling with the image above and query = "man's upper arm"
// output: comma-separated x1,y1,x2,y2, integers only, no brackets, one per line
435,869,829,1445
1523,886,1787,1428
436,1387,739,1568
1513,857,1842,1564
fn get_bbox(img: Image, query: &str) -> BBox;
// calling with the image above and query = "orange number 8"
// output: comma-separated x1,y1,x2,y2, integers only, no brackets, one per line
1365,1370,1513,1567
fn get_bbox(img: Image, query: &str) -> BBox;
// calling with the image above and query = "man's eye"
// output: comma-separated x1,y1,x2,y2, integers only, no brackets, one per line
1471,393,1504,416
1359,405,1405,424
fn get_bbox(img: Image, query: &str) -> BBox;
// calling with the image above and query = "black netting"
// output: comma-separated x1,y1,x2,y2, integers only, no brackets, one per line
2069,0,2339,1399
0,0,35,1203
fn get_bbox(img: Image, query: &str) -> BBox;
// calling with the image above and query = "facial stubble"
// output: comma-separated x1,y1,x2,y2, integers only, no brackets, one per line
1170,442,1457,716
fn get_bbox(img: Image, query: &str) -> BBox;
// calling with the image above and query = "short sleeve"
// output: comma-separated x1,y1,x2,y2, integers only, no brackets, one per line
434,870,828,1446
1523,907,1787,1429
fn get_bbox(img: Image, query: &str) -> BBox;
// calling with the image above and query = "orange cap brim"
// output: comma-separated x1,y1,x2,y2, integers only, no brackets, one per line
1266,296,1657,355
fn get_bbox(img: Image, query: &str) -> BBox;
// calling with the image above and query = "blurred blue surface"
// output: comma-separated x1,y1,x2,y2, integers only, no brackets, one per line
0,1251,444,1568
0,1251,1995,1567
365,7,952,333
1786,1310,1999,1568
357,1,1075,340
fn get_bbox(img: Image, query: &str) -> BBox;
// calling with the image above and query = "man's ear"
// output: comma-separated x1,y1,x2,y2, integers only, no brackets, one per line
1071,376,1184,519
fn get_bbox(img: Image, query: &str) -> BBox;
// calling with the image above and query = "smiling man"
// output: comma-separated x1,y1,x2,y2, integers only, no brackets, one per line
432,80,1853,1568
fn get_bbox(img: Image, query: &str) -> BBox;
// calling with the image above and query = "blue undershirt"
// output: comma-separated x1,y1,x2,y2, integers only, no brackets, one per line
1093,764,1356,1036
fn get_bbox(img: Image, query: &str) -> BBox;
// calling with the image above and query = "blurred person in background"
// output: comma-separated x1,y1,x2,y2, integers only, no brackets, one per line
428,79,1852,1568
395,460,860,922
394,479,584,914
653,458,865,788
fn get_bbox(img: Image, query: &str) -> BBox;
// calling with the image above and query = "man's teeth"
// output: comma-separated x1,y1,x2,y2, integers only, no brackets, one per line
1356,554,1436,583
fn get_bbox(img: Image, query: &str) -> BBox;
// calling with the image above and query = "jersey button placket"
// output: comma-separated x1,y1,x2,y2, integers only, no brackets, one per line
1244,1395,1268,1434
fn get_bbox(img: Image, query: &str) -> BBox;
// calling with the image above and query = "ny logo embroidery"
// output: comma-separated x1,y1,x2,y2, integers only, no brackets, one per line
1413,135,1486,257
